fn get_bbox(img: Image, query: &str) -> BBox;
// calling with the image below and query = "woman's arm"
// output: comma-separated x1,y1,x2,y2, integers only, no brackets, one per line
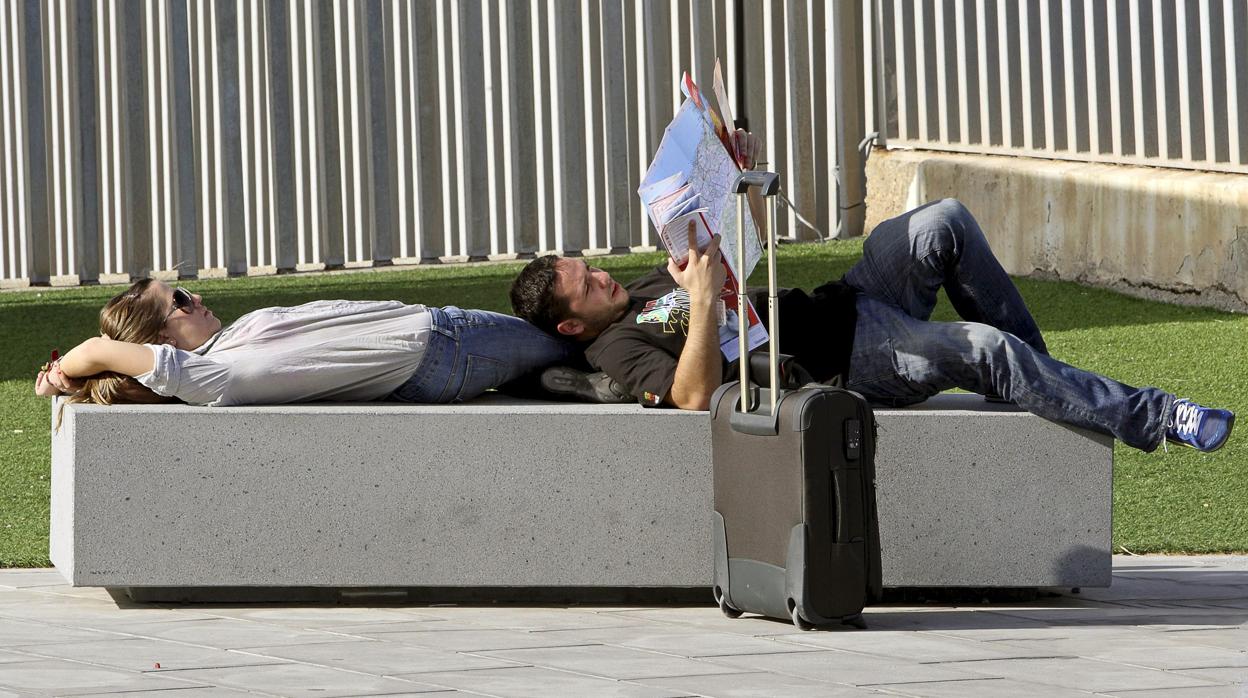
60,336,156,379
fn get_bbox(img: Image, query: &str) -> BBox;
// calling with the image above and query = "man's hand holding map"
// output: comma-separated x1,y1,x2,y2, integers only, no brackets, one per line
638,60,768,363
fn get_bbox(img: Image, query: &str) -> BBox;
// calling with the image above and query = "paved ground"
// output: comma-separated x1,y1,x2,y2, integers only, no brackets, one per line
0,556,1245,697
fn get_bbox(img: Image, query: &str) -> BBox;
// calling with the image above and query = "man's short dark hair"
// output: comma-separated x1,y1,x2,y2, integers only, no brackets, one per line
510,255,569,336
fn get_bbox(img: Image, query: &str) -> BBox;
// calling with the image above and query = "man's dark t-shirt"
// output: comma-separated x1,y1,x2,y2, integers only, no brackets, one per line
583,266,858,407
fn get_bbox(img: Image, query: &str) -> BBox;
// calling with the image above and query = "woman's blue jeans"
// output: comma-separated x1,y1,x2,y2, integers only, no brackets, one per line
842,198,1172,452
390,306,573,403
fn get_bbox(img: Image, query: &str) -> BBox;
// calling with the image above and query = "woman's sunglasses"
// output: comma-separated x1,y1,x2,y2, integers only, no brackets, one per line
164,287,194,321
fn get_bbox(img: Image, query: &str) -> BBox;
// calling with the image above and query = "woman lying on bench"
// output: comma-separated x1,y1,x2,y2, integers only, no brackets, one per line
34,279,573,408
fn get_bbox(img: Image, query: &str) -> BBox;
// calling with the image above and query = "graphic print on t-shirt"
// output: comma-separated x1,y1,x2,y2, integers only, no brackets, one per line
636,289,690,337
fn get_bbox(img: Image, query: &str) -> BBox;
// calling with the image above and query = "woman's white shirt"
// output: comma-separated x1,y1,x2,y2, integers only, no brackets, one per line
134,300,433,406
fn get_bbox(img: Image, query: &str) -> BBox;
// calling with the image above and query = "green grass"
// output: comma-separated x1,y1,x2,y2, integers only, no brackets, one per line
1,241,1245,565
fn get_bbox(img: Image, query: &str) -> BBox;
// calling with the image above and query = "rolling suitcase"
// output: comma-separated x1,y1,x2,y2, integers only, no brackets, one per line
709,171,881,630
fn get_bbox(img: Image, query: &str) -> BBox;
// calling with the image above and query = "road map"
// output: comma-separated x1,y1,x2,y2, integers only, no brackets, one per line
638,67,767,363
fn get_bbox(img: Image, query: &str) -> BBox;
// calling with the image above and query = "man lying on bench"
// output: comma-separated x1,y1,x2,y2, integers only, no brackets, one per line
508,130,1234,455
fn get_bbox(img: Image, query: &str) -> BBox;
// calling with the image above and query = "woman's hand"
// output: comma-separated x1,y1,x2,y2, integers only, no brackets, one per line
35,361,81,397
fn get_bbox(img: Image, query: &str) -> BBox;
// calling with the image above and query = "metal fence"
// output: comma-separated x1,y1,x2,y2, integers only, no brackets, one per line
0,0,859,286
869,0,1248,174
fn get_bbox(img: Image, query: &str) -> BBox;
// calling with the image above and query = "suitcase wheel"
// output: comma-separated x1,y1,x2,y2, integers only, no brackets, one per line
787,600,814,631
713,586,742,619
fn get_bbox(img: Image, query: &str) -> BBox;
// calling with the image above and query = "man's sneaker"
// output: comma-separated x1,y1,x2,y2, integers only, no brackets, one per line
540,366,633,404
1165,398,1235,453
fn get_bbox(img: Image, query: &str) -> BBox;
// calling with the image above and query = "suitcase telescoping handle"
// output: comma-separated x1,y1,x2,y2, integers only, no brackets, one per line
732,171,781,416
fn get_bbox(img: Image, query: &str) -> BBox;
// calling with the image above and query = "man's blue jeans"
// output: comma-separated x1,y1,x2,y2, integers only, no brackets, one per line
391,306,574,403
842,198,1172,452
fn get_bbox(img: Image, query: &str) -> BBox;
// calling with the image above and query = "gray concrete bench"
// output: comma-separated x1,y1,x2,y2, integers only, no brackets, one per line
50,393,1113,599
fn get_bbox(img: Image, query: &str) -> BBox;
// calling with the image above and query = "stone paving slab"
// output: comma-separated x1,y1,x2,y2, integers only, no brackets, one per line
1,556,1246,697
633,671,879,696
407,665,682,697
869,677,1096,697
0,658,203,695
100,617,372,650
9,637,281,673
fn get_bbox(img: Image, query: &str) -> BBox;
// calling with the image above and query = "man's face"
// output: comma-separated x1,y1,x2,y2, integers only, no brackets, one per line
553,257,631,340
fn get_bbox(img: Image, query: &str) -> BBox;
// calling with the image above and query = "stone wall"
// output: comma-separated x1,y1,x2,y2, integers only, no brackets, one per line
864,150,1248,313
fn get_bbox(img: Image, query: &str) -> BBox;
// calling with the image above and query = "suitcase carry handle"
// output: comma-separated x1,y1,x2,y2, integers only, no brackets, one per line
732,170,781,424
731,171,780,196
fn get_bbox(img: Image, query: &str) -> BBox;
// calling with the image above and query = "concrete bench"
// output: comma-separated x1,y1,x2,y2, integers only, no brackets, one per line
50,393,1113,600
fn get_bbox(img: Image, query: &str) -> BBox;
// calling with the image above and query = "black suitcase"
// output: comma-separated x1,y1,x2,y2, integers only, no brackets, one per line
709,171,881,630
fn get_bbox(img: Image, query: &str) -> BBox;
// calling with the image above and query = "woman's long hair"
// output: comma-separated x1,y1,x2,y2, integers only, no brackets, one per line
57,280,179,428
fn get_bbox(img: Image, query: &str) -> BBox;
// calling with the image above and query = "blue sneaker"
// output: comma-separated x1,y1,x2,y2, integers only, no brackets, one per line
1165,399,1235,453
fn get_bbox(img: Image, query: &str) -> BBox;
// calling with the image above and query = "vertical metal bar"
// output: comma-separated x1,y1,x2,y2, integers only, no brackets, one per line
268,0,298,271
913,0,927,141
996,0,1011,147
46,1,63,277
350,0,373,261
892,0,908,140
1151,0,1167,158
432,0,454,255
691,0,713,80
602,0,632,253
1085,0,1101,154
1225,0,1240,164
933,0,948,142
291,0,306,264
740,0,763,135
1199,0,1215,162
235,0,252,268
315,0,344,267
834,0,865,237
954,0,968,143
169,0,197,277
736,192,747,413
552,0,586,254
455,0,487,259
579,0,601,251
766,190,777,415
1129,0,1143,155
786,0,815,239
1175,0,1191,161
406,0,436,262
192,0,213,269
2,0,21,279
643,0,672,177
626,0,647,246
1062,0,1077,151
249,0,271,268
482,0,502,256
365,0,392,263
812,0,830,235
73,0,98,283
975,0,989,145
214,0,246,275
504,0,536,256
106,0,123,272
389,0,408,258
764,0,787,237
155,0,174,273
1019,0,1033,149
1106,0,1121,154
529,0,552,251
121,0,149,279
873,0,891,144
1039,0,1054,150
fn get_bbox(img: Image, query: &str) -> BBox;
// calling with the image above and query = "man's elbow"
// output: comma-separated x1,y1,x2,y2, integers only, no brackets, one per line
666,388,713,411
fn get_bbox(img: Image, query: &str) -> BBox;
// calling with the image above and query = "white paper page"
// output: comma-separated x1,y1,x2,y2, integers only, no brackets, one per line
658,209,712,265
